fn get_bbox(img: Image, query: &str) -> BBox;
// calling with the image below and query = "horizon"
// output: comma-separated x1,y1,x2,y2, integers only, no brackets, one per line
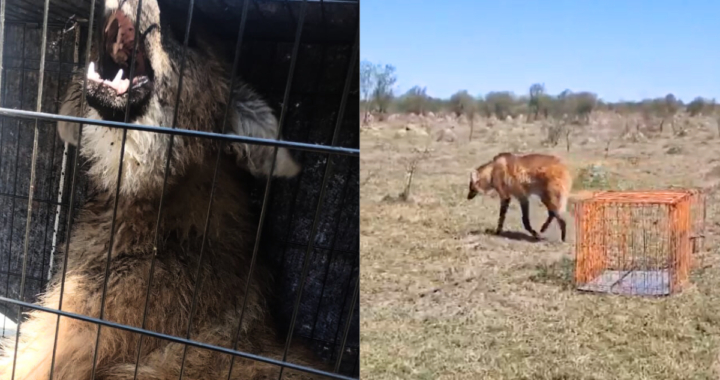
360,0,720,104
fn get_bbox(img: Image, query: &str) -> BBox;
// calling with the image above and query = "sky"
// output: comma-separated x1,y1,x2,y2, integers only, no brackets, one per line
360,0,720,103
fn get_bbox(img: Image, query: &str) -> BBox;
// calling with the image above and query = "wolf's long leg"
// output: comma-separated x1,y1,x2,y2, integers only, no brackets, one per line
540,195,567,242
556,214,567,242
539,210,567,241
540,209,555,233
518,198,540,239
495,198,511,235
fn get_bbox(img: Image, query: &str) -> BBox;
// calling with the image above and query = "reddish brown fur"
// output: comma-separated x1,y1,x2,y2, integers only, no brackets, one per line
0,166,324,379
467,152,573,241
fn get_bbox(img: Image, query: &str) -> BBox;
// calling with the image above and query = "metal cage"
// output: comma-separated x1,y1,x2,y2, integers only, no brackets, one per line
573,189,705,297
0,0,359,378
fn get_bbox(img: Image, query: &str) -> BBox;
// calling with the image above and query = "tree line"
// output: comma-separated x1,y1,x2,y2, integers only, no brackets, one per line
360,60,720,124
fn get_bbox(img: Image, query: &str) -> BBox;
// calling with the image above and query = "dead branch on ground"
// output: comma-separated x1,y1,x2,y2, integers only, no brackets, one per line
400,145,432,201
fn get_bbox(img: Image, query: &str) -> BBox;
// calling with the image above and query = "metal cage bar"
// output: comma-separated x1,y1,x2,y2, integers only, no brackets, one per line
0,0,5,91
132,0,197,377
0,296,356,380
0,108,359,157
11,1,51,378
0,19,82,326
88,0,147,375
222,1,260,378
49,2,98,378
0,22,27,338
277,23,358,379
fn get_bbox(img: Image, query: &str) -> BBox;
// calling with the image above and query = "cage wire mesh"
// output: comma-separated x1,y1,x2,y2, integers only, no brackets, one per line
573,190,704,296
0,0,359,378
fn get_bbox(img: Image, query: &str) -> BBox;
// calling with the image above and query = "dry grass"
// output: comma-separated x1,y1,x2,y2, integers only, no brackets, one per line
360,114,720,380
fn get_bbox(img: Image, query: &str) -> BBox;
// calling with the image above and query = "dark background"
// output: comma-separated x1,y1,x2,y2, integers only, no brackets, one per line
0,0,359,376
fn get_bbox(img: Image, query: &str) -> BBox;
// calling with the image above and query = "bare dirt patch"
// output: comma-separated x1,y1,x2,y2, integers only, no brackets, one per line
361,113,720,379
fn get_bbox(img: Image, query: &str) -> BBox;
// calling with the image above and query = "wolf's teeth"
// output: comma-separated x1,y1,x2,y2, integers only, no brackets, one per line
112,69,124,85
87,62,101,81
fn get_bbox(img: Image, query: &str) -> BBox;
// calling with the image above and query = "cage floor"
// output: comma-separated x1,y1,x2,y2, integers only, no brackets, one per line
577,270,671,296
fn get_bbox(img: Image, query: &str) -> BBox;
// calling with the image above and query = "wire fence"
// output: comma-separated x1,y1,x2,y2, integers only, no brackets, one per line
0,0,359,378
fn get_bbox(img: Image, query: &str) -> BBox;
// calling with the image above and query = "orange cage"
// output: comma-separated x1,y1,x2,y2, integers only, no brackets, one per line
573,189,705,296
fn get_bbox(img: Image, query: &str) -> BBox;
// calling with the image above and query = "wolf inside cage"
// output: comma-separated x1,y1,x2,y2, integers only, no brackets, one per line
0,0,359,379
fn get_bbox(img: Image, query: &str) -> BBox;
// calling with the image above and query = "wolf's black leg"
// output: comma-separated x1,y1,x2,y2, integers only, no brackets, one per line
519,198,540,239
495,198,511,235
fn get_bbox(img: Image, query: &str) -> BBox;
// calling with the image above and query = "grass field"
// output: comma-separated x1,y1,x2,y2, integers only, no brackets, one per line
360,114,720,380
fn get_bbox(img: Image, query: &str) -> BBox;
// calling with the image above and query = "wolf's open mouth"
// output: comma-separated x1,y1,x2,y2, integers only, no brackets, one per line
89,9,153,96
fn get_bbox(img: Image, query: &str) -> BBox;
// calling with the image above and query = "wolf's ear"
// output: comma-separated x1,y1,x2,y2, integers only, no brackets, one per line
223,83,301,179
470,170,478,184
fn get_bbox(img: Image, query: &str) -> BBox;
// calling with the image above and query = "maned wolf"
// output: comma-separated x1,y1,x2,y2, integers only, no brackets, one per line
467,152,573,242
0,1,329,379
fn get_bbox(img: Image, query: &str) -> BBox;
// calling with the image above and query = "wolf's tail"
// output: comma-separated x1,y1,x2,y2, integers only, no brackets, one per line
558,167,574,213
